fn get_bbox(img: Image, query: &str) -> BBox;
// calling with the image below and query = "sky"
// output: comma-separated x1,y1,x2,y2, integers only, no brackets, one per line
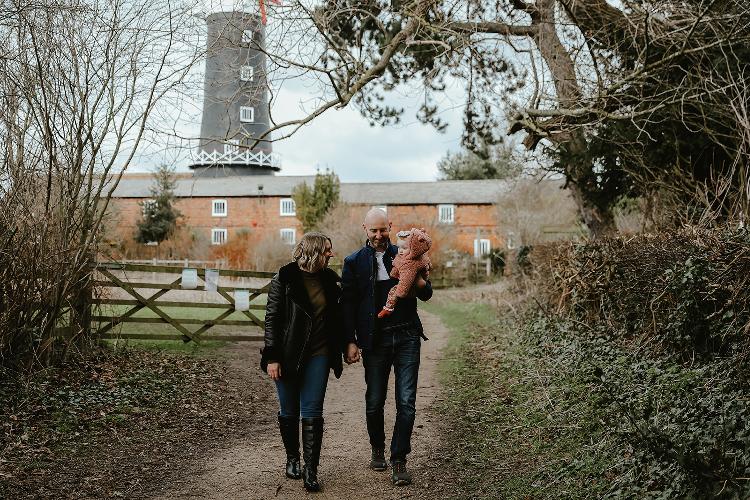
269,83,468,182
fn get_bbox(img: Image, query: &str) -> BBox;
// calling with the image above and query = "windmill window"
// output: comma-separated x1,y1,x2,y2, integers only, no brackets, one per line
240,65,254,82
240,106,255,123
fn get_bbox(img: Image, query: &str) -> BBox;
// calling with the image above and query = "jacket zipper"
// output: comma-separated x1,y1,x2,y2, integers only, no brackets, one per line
296,303,313,373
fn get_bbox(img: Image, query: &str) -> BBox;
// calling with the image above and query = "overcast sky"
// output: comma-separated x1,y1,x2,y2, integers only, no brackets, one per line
269,83,468,182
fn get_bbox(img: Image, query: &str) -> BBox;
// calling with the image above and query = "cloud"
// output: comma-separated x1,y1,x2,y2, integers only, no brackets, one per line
272,85,465,182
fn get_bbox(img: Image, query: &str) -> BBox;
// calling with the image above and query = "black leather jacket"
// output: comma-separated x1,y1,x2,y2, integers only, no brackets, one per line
261,261,345,382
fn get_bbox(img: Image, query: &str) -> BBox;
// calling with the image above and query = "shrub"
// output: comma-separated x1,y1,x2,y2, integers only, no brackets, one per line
519,227,750,497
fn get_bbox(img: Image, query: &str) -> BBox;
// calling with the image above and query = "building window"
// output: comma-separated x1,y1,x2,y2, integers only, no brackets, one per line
224,139,240,154
240,106,254,123
280,198,296,216
474,239,491,257
280,228,296,245
372,205,387,214
141,199,158,217
242,29,253,44
212,199,227,217
240,65,254,82
212,228,227,245
438,204,455,224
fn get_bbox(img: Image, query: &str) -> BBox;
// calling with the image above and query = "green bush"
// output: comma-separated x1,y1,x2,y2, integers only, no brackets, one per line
522,228,750,497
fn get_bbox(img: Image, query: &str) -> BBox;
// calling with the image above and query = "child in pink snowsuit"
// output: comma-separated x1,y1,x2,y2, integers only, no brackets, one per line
377,228,432,318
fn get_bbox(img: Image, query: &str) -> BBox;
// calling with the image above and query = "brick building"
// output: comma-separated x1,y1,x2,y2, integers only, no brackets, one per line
108,173,507,257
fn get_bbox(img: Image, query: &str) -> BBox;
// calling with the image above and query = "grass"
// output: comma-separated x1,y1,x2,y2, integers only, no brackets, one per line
104,338,228,354
424,299,610,499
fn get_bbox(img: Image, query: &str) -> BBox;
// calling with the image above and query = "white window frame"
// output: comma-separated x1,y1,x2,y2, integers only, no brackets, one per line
212,199,227,217
371,205,387,214
240,106,255,123
224,139,240,154
280,228,296,245
474,238,491,257
438,204,455,224
241,29,253,44
141,199,158,217
240,65,254,82
211,228,228,245
280,198,296,216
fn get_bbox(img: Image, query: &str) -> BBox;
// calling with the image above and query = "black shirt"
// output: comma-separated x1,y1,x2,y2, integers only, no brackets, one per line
302,271,328,358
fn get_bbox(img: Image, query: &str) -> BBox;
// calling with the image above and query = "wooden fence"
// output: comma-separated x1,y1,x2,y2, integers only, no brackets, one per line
91,262,274,343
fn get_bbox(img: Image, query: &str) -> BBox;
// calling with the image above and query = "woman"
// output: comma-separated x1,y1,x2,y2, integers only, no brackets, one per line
261,231,345,493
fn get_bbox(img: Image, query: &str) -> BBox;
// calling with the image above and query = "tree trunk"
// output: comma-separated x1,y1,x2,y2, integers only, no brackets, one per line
567,182,617,237
526,0,617,238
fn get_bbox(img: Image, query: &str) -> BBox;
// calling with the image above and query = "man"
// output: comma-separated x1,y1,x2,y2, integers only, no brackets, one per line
342,208,432,487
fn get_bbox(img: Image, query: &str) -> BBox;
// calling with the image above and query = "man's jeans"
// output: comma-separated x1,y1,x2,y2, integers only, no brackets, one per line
362,326,421,464
275,354,329,419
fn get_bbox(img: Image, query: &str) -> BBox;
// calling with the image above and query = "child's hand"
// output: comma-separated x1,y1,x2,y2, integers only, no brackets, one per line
405,274,427,298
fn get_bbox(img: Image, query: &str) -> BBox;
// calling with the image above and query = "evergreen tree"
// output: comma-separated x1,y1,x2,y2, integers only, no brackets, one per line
292,168,341,232
135,164,181,245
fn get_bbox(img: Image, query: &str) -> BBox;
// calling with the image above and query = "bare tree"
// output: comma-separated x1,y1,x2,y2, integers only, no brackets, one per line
0,0,203,369
248,0,750,236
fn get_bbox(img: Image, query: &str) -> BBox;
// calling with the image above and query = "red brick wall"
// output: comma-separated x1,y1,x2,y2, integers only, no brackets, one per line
349,203,503,254
109,196,303,243
108,198,502,255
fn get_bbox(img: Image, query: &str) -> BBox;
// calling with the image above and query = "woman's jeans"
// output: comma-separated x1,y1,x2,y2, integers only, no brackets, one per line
275,354,329,419
362,326,421,464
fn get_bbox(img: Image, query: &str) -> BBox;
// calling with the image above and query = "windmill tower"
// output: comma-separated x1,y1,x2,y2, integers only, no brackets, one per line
191,11,279,176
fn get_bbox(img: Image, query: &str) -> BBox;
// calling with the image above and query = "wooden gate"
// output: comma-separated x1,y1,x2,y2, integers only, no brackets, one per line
92,262,274,343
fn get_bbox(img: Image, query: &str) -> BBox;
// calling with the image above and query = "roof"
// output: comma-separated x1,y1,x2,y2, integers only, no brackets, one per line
108,174,510,205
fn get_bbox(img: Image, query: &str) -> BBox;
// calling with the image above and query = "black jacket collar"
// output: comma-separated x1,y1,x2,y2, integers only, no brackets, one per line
364,240,396,276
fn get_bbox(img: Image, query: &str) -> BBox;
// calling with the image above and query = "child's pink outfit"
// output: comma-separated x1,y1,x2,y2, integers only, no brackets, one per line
377,228,432,318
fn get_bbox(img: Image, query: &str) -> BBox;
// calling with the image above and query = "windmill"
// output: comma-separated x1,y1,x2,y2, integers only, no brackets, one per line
191,9,279,177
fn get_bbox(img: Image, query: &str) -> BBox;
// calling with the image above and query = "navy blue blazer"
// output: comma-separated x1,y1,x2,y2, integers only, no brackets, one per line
341,241,432,349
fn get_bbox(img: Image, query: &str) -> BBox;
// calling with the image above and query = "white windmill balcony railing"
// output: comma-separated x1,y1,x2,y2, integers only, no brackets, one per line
193,149,280,168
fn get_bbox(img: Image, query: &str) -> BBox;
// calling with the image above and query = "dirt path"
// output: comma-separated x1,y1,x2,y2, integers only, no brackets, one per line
155,310,448,500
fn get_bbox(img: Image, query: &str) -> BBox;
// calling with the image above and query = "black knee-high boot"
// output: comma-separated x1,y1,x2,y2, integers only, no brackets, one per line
278,415,301,479
301,417,324,492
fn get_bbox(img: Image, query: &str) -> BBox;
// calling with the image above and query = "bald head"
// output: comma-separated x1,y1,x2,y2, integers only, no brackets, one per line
363,208,391,251
364,208,388,226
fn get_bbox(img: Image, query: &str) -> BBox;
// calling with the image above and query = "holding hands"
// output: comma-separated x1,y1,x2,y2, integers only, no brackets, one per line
345,342,361,364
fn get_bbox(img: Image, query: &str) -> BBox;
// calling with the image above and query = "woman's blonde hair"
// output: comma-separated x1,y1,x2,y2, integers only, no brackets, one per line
293,231,332,272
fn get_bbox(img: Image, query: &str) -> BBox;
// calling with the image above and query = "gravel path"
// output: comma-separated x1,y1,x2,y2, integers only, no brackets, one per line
155,310,449,500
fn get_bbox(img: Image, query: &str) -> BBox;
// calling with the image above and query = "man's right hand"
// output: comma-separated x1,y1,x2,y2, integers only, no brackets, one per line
345,342,361,364
267,362,281,381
